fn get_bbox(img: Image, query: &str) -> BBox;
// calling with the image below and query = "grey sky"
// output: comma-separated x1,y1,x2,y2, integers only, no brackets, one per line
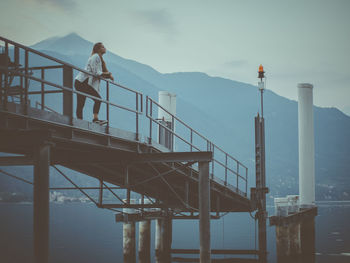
1,0,349,114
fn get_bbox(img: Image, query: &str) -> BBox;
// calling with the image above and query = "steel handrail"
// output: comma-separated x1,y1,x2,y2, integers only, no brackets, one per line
145,97,248,188
0,35,143,96
0,68,141,115
146,97,247,168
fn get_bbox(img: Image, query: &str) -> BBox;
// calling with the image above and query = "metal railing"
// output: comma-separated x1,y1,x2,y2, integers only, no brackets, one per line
0,36,143,138
146,96,248,196
0,35,248,197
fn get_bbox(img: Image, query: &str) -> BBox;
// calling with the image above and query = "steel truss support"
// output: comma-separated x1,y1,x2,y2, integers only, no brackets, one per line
199,161,211,263
33,143,51,263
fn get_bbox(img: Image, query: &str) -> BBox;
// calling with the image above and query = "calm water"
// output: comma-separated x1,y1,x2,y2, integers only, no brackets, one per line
0,201,349,263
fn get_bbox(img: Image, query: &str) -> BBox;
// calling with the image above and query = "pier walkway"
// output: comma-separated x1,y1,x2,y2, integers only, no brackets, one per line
0,36,254,263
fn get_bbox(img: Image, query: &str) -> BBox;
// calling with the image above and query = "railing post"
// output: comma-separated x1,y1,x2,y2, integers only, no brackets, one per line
211,145,214,179
190,129,193,152
224,155,228,186
41,69,45,110
171,115,175,152
136,93,139,141
149,98,153,144
245,167,248,196
237,163,239,191
106,81,110,134
24,50,28,115
2,42,9,110
63,65,73,125
14,46,19,66
99,178,103,207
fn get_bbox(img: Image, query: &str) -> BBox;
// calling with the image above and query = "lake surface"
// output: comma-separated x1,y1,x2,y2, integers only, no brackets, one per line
0,201,349,263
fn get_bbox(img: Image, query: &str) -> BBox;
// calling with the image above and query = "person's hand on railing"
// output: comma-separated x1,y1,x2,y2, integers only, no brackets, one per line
101,71,114,81
109,73,114,82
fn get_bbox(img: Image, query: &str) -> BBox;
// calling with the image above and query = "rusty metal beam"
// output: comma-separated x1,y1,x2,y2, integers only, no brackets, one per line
0,156,33,166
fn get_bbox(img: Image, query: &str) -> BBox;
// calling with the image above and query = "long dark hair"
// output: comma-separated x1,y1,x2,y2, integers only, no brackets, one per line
91,42,108,72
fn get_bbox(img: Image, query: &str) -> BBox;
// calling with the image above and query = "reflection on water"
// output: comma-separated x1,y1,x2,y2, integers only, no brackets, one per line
0,201,349,263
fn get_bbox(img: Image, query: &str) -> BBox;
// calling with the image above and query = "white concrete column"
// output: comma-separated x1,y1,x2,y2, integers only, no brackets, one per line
158,91,176,150
123,199,137,263
155,218,162,263
138,198,151,263
298,83,315,207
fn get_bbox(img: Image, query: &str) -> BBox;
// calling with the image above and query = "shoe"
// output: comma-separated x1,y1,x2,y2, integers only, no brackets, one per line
92,118,107,125
93,118,103,123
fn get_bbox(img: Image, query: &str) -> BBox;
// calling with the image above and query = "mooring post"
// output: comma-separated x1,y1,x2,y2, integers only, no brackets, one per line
123,199,137,263
139,198,151,263
33,143,51,263
199,161,211,263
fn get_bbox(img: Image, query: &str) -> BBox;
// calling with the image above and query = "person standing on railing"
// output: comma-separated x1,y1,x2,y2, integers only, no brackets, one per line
74,42,114,123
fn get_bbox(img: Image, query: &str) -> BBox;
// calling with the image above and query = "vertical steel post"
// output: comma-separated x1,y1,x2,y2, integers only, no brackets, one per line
185,180,189,205
41,69,45,110
199,161,211,263
211,147,214,179
255,114,267,263
98,178,103,207
149,98,153,144
14,46,19,65
106,81,110,133
136,93,139,141
236,163,239,191
63,66,73,124
33,143,51,263
224,155,227,186
190,129,193,152
125,166,130,203
171,115,174,152
24,50,28,114
2,42,9,110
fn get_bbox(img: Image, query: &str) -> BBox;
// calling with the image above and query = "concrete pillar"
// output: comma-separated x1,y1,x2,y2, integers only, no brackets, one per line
155,215,172,263
155,218,162,263
139,199,151,263
300,218,315,262
123,199,137,263
298,83,315,207
199,161,211,263
33,144,51,263
276,225,290,262
158,91,176,151
289,222,301,256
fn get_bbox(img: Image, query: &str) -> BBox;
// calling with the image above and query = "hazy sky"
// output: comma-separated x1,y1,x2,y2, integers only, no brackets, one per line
1,0,349,114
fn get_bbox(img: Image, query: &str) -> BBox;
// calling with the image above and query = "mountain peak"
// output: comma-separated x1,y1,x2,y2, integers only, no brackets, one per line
31,32,93,55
